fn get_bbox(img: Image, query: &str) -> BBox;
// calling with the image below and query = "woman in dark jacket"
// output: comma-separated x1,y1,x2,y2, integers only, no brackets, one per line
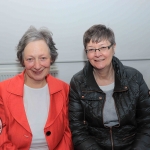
69,24,150,150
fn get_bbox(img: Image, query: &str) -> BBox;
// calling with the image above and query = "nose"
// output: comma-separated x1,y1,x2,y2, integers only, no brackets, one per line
34,59,41,69
95,49,102,57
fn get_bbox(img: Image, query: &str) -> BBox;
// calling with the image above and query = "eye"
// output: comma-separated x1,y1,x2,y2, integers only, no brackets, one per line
101,47,107,51
26,58,34,62
88,49,95,52
40,57,47,61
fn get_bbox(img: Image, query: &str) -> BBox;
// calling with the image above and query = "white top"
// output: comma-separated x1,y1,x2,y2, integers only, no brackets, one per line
100,82,119,127
23,84,50,150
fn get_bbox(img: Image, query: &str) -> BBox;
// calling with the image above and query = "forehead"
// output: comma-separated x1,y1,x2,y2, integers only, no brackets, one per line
24,40,50,56
87,40,110,47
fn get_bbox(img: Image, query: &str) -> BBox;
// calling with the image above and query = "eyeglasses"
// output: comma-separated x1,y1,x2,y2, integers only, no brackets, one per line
85,44,113,54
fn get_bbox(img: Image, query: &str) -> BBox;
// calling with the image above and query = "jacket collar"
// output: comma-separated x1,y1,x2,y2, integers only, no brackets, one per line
84,61,101,91
83,56,128,92
7,70,63,96
7,71,25,96
6,71,64,132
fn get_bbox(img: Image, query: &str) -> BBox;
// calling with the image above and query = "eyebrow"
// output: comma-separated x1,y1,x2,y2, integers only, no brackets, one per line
25,54,49,57
87,44,107,48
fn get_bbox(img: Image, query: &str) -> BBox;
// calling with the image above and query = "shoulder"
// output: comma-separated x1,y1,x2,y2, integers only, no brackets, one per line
0,72,24,96
0,74,19,98
122,65,146,87
0,71,24,84
0,78,11,86
124,65,142,77
70,69,84,84
0,74,20,88
0,78,10,96
47,74,69,90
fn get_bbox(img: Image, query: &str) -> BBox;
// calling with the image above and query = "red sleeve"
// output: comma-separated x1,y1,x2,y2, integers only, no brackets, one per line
0,97,17,150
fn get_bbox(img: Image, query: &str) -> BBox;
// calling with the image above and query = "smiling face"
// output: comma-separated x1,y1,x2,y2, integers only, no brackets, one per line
86,40,115,71
23,40,51,88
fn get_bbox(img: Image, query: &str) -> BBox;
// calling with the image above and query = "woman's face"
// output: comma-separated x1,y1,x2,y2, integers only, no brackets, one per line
86,40,115,71
23,40,51,87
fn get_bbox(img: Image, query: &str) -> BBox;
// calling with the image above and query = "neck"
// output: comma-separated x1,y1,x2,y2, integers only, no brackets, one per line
93,64,114,86
24,73,47,88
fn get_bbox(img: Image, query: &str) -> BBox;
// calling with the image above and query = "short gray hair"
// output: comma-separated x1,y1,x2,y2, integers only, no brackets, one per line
17,26,58,66
83,24,116,48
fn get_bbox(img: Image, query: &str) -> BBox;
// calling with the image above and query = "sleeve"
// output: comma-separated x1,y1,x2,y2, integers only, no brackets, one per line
0,96,17,150
55,83,73,150
131,72,150,150
69,77,101,150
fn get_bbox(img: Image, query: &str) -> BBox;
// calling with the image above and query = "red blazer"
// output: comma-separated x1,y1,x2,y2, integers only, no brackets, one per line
0,71,73,150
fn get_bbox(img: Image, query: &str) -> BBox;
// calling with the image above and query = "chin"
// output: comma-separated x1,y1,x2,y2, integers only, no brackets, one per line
33,78,46,83
29,74,46,81
94,65,105,70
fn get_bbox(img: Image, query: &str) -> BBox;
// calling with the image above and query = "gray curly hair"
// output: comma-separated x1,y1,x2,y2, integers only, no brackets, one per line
17,26,58,66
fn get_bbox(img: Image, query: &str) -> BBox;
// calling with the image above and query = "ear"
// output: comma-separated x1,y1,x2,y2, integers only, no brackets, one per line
50,60,53,65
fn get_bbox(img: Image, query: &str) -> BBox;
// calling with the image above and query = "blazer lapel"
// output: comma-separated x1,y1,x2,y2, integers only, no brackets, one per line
7,94,31,133
7,72,31,133
45,75,63,128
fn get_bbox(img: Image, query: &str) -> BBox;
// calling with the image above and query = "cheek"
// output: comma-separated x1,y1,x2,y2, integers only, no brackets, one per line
24,63,34,69
103,51,114,59
86,54,93,60
41,60,51,68
108,52,114,59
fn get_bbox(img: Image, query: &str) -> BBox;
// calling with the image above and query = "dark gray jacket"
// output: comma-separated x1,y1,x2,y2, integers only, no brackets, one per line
69,56,150,150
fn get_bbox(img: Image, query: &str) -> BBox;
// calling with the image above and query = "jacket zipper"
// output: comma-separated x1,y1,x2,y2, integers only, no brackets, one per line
110,127,114,150
109,90,128,149
112,88,128,126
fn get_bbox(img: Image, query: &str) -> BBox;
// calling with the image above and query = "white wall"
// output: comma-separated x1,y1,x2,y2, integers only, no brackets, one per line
0,0,150,87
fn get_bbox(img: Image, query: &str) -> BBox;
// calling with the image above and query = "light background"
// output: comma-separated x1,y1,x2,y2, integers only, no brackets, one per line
0,0,150,86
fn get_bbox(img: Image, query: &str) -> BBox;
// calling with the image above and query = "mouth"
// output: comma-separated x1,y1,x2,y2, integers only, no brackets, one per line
94,59,105,62
33,70,43,75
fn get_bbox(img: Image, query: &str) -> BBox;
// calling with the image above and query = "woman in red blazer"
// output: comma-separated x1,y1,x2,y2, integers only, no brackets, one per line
0,26,73,150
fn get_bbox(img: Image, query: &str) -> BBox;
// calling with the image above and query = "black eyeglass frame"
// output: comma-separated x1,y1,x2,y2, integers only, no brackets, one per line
85,44,113,53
